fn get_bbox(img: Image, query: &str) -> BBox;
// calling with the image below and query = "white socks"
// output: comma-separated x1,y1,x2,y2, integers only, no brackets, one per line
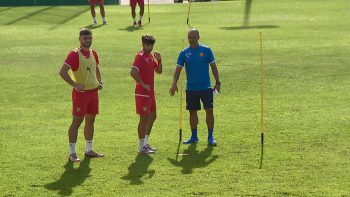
145,135,149,146
139,138,145,149
69,143,76,154
70,141,93,154
85,140,93,152
102,17,106,22
133,17,136,22
139,15,143,21
93,17,97,22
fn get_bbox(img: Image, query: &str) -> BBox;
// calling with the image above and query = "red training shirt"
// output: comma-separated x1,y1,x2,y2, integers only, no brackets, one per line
132,51,158,97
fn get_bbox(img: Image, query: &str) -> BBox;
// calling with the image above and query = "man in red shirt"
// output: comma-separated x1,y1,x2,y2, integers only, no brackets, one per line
89,0,108,25
130,34,162,153
59,28,105,162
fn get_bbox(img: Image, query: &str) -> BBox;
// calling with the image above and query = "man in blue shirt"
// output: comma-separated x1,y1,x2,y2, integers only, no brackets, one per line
169,29,221,145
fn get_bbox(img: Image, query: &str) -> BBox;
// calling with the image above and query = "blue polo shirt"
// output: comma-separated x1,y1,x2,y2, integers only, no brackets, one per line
176,44,215,91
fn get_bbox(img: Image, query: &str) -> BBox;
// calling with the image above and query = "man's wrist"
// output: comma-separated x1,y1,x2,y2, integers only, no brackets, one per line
99,81,103,85
157,59,162,64
216,81,221,85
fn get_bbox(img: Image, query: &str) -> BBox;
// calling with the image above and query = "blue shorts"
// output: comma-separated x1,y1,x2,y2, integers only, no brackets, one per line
186,88,213,110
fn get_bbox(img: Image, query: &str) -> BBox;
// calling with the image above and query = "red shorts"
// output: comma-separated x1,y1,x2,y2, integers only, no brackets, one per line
89,0,104,3
130,0,144,7
72,88,99,116
135,95,156,114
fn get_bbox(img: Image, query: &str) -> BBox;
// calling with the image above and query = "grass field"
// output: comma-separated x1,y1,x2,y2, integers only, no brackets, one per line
1,0,350,196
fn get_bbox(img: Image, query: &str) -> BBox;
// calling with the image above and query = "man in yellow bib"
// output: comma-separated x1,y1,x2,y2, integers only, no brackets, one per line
59,28,104,162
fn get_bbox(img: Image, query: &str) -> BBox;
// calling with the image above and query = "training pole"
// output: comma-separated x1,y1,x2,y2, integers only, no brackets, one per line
148,0,150,22
179,39,185,142
187,0,192,24
259,32,264,169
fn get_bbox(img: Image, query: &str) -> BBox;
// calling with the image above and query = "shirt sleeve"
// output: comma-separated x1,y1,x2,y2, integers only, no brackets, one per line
132,54,142,71
176,50,185,67
92,50,100,67
64,50,79,71
208,48,215,63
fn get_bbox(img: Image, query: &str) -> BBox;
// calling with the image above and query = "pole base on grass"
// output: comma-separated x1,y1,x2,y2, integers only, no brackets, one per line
259,133,264,169
179,129,182,142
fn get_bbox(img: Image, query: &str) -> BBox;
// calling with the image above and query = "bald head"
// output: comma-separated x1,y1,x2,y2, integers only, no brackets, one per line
188,29,199,37
187,29,200,49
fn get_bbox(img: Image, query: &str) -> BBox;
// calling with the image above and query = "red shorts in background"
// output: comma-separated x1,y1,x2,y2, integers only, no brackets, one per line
135,95,156,114
72,88,99,116
88,0,104,3
130,0,144,7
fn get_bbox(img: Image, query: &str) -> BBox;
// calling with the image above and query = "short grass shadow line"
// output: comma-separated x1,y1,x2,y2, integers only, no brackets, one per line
0,7,15,13
6,6,57,25
121,154,154,185
220,25,279,31
49,7,90,30
44,157,92,196
83,24,104,30
119,22,149,32
168,143,218,174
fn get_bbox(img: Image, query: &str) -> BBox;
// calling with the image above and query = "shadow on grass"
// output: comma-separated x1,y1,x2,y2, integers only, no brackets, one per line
0,7,15,13
83,24,104,30
121,154,154,185
2,6,89,28
6,6,56,25
119,22,149,32
243,0,253,26
168,143,218,174
220,25,279,31
44,157,91,196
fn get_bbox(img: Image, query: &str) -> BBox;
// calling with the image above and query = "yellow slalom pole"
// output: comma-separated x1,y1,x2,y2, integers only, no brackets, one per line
187,0,192,24
259,32,264,169
179,39,184,142
148,0,150,22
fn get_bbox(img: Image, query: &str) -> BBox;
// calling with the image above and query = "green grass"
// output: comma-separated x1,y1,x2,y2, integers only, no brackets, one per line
1,0,350,196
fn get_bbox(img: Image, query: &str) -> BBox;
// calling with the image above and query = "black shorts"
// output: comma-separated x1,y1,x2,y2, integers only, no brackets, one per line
186,88,213,110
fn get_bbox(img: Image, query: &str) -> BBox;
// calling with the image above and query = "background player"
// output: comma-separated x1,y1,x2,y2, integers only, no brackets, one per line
130,0,144,26
89,0,108,25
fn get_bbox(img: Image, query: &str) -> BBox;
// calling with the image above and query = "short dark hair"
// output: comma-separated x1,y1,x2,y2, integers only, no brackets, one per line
80,28,92,36
142,34,156,44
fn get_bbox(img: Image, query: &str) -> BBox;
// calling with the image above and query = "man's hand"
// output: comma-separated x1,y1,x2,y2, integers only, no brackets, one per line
143,84,151,92
74,83,85,90
169,84,178,96
154,51,161,60
98,84,103,90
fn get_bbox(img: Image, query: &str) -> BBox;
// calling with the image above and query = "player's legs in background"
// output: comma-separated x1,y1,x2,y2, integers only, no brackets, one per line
97,1,108,24
97,1,105,17
90,3,97,24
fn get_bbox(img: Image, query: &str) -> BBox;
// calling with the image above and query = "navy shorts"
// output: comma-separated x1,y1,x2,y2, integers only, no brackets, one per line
186,88,213,110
